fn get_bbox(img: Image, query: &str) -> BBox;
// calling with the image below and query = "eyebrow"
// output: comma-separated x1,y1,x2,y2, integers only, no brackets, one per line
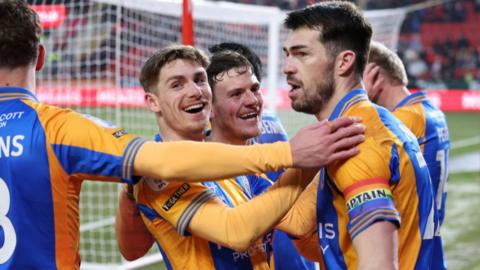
227,81,260,94
283,45,309,53
165,75,185,84
164,70,206,84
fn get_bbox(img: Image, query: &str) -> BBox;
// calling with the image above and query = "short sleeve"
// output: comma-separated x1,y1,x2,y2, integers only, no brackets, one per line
135,178,216,236
327,137,400,239
39,106,145,184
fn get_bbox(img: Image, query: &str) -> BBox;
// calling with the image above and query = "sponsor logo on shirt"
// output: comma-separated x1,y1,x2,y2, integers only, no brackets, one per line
112,129,127,138
145,177,169,192
0,111,25,129
163,183,190,211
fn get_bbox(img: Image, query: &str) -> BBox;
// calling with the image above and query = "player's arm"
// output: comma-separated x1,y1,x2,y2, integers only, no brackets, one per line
188,168,317,251
331,137,400,270
133,117,365,181
353,221,398,270
276,175,319,238
45,109,363,183
115,184,154,261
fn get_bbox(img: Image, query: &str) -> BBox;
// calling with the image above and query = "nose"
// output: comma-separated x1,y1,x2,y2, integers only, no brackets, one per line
187,81,204,98
282,57,297,75
244,90,260,107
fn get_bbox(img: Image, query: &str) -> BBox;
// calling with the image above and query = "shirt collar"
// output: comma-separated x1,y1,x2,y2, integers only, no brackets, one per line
393,90,427,111
0,87,38,102
328,88,368,121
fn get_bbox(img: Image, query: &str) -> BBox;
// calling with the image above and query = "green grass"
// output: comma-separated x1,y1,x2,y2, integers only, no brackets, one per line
443,172,480,270
446,113,480,156
77,108,479,269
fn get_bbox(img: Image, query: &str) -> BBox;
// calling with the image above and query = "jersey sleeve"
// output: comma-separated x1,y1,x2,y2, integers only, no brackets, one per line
38,105,145,184
328,137,400,239
134,178,216,236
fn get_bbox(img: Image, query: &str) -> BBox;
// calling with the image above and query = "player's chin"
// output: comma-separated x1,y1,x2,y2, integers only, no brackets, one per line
238,125,261,139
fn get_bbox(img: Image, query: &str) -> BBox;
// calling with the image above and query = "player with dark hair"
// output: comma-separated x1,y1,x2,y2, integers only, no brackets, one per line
207,42,315,270
115,46,364,269
0,1,365,269
364,40,450,270
279,1,437,269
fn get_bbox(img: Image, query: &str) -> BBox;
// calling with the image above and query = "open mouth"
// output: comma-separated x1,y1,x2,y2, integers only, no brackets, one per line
184,103,206,114
239,111,259,120
287,80,301,92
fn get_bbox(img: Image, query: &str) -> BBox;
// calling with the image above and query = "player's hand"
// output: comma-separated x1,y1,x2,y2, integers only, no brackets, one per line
363,63,384,94
290,117,365,168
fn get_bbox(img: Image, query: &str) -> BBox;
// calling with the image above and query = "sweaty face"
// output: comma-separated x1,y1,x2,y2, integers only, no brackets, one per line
283,27,335,115
150,59,212,140
212,67,263,143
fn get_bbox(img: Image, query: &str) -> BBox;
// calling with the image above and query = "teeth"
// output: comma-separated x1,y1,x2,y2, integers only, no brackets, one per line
240,112,258,119
184,103,204,111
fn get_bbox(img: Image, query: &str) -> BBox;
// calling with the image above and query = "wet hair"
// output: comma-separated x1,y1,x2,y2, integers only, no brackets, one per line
209,42,262,82
206,50,253,91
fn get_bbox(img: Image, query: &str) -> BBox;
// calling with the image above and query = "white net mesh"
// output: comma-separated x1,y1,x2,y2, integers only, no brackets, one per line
29,0,406,268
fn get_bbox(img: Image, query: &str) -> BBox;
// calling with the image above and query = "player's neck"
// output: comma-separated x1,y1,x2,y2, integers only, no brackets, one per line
383,85,411,111
0,66,36,93
315,79,362,121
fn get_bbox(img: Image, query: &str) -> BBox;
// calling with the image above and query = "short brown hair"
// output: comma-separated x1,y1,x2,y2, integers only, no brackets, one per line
0,0,42,68
368,41,408,86
139,45,209,93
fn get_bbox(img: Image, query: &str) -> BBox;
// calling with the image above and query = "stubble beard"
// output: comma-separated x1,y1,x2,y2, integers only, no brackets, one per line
292,71,335,115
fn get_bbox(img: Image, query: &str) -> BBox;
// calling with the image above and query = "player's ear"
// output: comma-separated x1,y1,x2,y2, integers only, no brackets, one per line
336,50,356,76
144,92,162,113
35,45,46,71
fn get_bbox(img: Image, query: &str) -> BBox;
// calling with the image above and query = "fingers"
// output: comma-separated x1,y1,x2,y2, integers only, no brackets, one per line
331,134,365,152
330,123,365,142
327,116,362,133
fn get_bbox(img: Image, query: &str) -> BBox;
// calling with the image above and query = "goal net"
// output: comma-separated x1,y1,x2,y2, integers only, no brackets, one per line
29,0,406,268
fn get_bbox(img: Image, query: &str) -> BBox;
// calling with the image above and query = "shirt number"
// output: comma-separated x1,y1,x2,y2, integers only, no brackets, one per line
0,177,17,263
435,149,448,211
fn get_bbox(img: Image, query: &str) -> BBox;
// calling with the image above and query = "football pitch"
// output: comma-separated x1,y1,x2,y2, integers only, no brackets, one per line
78,110,480,270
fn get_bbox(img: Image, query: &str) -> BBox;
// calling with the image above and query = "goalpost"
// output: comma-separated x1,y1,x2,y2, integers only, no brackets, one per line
30,0,406,269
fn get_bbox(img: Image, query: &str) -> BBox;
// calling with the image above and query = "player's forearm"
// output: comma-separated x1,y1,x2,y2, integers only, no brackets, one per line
115,186,155,261
277,175,318,237
189,169,309,251
353,221,398,270
133,141,292,182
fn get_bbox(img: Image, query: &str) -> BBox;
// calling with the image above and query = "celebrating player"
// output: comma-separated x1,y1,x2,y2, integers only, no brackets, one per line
278,1,438,269
0,1,365,269
364,40,450,270
209,42,316,270
115,44,364,269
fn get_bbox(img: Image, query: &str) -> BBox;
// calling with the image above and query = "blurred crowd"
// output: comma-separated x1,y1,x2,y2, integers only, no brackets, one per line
224,0,480,90
31,0,480,90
